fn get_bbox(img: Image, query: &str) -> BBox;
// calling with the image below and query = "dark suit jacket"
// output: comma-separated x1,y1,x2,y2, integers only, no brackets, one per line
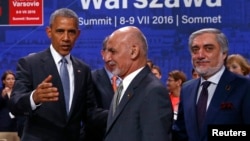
104,66,173,141
92,68,114,109
84,68,114,141
9,48,107,141
173,69,250,141
0,90,17,132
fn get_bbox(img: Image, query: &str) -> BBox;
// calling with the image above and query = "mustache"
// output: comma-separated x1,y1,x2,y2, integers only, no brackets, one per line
195,59,209,63
107,61,116,66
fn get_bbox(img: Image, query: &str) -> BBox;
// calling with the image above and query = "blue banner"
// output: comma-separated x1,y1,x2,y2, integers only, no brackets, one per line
0,0,249,81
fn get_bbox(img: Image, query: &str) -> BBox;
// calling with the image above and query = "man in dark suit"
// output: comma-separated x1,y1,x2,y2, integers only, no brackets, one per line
103,26,173,141
92,35,119,110
9,8,107,141
172,28,250,141
84,36,120,141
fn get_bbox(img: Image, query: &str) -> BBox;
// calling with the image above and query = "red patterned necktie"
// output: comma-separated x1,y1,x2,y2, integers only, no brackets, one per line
112,76,117,92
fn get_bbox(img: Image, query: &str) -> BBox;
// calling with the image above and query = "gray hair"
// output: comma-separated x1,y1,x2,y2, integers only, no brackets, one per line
140,32,148,56
188,28,229,54
102,35,109,51
132,28,148,57
49,8,79,28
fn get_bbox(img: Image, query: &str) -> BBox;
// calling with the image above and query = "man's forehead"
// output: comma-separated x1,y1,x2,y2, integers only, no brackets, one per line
192,35,217,45
106,43,114,50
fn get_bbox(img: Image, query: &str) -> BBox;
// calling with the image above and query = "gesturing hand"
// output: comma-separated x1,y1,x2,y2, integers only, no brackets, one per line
33,75,59,104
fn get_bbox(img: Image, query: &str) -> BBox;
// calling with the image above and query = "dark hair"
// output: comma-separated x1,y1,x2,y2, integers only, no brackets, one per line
147,59,154,69
1,70,15,87
152,65,162,75
168,70,187,86
102,35,109,51
49,8,79,28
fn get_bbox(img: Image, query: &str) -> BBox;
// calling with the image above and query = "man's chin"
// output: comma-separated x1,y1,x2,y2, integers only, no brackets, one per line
112,69,120,76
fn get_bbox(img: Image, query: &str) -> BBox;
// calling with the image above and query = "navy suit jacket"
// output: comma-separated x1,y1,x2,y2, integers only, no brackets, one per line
104,66,173,141
92,68,114,109
9,48,107,141
0,91,17,132
84,68,113,141
173,69,250,141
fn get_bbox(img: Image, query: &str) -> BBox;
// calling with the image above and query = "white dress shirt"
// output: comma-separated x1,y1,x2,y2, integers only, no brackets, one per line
197,66,225,110
30,45,75,110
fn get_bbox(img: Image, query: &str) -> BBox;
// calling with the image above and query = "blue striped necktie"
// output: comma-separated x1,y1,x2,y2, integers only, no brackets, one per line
60,57,70,114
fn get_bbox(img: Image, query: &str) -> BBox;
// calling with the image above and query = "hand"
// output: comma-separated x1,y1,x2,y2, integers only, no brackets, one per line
33,75,59,104
2,87,11,98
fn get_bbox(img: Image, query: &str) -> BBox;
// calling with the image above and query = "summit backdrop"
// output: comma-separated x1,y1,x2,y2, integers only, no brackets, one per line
0,0,250,82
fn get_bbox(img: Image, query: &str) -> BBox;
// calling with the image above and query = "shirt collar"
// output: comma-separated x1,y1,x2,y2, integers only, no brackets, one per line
50,45,71,64
104,67,114,79
104,67,122,82
200,66,225,85
122,67,144,89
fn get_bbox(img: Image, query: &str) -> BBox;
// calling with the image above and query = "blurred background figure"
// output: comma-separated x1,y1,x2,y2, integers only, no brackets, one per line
151,65,162,79
166,70,187,120
0,70,17,132
146,59,154,69
84,35,120,141
191,68,200,79
226,54,250,77
0,70,20,141
92,35,119,110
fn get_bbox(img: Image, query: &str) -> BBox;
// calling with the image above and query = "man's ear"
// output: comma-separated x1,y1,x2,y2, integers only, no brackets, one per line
46,26,52,38
130,45,139,59
101,50,105,60
131,49,135,55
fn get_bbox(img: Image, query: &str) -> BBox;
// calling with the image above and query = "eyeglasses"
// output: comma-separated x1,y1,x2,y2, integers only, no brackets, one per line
167,79,175,82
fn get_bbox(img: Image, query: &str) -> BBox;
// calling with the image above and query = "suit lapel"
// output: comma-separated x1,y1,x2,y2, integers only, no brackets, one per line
188,79,201,136
113,86,134,118
200,69,236,138
106,66,151,133
41,49,61,80
41,49,68,119
98,68,114,100
42,49,64,102
205,69,236,123
68,56,83,117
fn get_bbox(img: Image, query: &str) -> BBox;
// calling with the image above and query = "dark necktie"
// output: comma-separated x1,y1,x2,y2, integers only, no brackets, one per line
112,81,123,115
112,76,117,92
197,81,211,130
60,57,70,114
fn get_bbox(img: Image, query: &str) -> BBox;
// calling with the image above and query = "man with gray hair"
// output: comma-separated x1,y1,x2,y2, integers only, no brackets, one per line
104,26,173,141
173,28,250,141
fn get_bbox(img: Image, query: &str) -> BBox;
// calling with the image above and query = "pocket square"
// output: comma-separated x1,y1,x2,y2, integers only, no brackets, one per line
220,102,233,110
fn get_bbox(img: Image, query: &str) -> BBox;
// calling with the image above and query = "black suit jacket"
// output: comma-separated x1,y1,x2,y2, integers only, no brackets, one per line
105,66,173,141
173,69,250,141
0,90,17,132
84,68,114,141
91,68,114,109
9,48,107,141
